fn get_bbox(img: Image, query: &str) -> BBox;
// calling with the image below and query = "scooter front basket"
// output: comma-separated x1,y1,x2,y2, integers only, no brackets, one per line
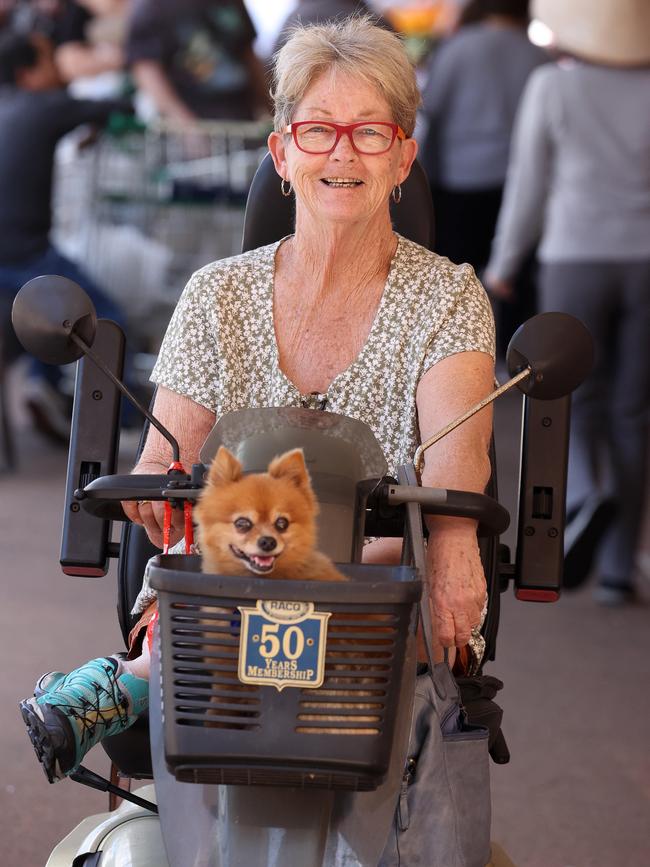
148,555,421,792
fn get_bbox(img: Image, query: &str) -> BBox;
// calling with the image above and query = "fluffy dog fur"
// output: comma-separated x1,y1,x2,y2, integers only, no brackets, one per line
194,446,347,582
193,448,388,734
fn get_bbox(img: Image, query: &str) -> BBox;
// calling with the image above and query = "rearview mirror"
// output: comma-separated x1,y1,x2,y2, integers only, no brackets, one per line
11,275,97,365
506,312,594,400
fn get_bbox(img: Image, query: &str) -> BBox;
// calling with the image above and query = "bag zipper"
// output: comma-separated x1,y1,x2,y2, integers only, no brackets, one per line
397,757,417,831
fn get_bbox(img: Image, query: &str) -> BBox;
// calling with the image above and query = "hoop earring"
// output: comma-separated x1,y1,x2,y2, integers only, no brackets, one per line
281,178,293,197
391,184,402,204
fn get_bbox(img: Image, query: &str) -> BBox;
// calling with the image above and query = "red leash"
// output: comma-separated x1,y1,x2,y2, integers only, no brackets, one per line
162,460,194,554
147,461,196,653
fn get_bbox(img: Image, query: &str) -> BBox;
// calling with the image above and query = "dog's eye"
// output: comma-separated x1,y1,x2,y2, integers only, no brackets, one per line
234,517,253,533
275,517,289,532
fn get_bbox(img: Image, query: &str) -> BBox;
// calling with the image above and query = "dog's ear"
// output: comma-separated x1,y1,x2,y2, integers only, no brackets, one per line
268,448,310,490
207,446,243,486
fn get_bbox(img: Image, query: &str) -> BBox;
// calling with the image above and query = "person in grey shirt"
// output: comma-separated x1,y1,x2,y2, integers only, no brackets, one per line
420,0,547,354
486,0,650,604
420,0,547,271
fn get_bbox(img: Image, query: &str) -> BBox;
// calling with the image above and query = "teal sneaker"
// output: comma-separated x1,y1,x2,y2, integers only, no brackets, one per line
19,656,148,783
34,670,66,698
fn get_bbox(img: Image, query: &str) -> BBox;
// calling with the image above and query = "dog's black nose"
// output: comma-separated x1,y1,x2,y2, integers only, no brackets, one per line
257,536,277,552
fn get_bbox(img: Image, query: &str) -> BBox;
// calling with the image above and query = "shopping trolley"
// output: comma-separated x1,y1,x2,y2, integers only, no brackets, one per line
55,117,272,355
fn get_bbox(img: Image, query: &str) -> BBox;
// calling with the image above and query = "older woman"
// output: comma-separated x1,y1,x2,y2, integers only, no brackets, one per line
21,17,495,783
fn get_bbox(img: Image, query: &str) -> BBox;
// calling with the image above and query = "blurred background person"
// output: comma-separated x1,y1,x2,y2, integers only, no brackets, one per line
271,0,393,56
485,0,650,605
0,0,11,27
0,29,129,442
419,0,547,353
125,0,270,125
45,0,126,85
5,0,126,85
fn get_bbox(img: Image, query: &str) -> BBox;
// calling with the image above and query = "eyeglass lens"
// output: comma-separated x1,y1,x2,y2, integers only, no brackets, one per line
296,123,395,154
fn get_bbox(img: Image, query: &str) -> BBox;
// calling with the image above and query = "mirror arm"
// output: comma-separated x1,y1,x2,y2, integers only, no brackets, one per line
69,331,180,463
413,366,532,473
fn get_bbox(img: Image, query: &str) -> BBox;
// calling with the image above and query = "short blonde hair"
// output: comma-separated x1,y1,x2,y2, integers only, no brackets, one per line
271,16,420,137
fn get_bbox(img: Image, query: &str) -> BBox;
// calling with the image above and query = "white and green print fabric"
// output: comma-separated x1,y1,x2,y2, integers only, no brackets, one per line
151,234,495,476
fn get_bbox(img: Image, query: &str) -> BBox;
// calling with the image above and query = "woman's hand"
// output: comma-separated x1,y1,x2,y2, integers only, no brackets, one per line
118,388,216,548
484,272,515,302
426,521,487,648
121,460,185,549
121,499,185,550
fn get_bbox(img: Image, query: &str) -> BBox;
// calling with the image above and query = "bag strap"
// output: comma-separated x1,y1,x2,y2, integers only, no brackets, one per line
397,463,450,701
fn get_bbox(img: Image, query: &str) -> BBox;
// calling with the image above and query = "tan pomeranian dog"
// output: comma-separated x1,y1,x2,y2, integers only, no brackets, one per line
194,446,347,582
194,447,389,735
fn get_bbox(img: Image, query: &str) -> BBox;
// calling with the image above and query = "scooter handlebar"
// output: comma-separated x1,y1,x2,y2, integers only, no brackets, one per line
78,473,509,536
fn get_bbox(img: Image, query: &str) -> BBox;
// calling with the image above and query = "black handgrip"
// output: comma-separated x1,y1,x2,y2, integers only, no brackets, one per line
79,499,129,521
489,729,511,765
383,484,510,536
76,473,192,520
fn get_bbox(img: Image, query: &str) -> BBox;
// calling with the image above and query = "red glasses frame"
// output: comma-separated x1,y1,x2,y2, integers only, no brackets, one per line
284,120,407,155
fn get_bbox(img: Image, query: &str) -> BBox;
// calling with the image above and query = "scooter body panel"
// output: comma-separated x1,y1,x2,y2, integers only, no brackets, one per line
45,787,169,867
149,616,418,867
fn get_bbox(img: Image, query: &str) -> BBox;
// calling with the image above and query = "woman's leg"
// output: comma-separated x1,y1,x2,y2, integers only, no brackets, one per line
15,246,125,386
33,245,144,429
597,260,650,592
432,185,502,271
539,260,649,594
20,651,149,783
538,262,615,515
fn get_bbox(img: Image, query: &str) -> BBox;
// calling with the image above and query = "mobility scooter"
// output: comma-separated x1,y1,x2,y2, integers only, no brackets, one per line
12,157,593,866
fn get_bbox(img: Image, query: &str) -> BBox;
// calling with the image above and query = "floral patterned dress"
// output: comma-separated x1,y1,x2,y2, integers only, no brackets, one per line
151,233,495,477
130,234,495,666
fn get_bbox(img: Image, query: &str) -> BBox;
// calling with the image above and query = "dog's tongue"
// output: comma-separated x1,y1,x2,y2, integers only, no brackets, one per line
252,555,274,568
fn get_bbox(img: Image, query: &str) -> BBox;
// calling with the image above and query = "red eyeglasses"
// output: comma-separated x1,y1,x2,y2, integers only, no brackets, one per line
285,120,407,155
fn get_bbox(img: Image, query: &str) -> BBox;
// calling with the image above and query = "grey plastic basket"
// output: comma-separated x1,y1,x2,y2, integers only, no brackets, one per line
148,554,421,791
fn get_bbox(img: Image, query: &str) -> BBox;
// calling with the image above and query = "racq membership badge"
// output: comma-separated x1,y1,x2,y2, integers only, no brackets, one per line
237,600,331,691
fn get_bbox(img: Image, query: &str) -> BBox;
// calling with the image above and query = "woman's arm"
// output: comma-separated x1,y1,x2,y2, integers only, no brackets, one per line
132,60,198,125
485,67,553,287
421,38,456,123
55,41,124,83
416,350,494,649
122,386,215,548
242,45,271,117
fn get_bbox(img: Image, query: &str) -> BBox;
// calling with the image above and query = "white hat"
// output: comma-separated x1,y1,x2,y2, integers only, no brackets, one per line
533,0,650,66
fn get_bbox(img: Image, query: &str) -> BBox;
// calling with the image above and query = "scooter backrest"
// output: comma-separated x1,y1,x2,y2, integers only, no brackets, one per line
242,153,435,253
199,407,388,563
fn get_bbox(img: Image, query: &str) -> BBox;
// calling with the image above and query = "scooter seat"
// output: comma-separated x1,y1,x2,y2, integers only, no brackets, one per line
103,712,152,779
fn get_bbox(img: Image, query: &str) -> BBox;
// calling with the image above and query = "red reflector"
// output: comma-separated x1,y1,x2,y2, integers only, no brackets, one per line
515,588,560,603
62,566,106,577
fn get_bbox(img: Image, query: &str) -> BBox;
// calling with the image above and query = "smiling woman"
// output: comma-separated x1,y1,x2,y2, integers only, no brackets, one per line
139,16,496,663
21,15,497,792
